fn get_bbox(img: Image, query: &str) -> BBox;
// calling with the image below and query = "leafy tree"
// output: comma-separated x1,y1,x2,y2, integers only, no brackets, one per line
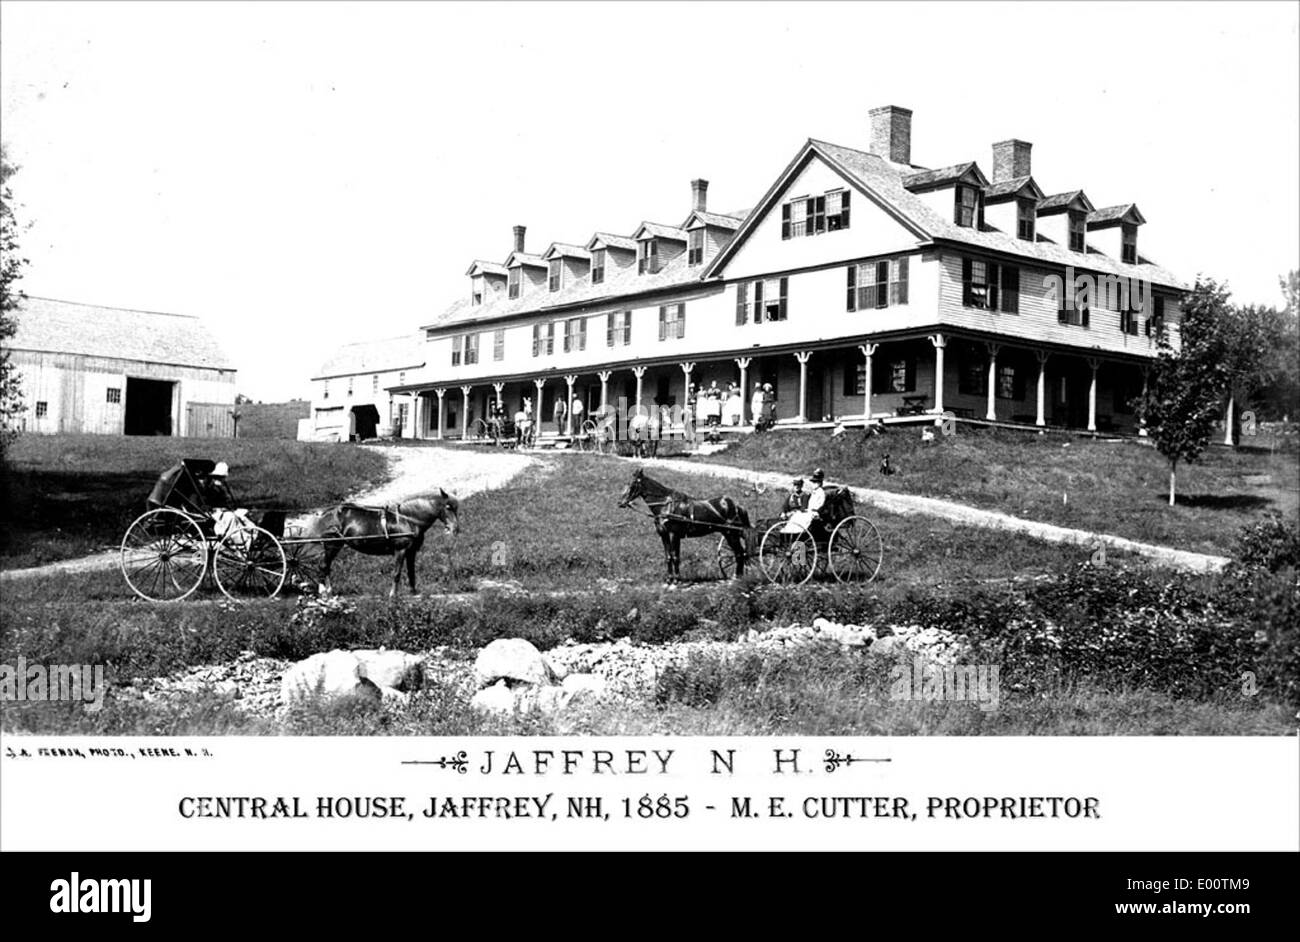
1136,278,1233,505
0,143,29,456
1247,271,1300,421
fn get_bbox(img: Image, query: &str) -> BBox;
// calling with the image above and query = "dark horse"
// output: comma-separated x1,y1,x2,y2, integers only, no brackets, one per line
618,468,749,582
314,491,460,597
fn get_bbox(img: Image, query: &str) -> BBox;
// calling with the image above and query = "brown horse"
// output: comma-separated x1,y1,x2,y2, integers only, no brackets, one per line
618,468,749,582
315,491,460,597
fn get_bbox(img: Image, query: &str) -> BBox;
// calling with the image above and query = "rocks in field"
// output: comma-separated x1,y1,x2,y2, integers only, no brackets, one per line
280,648,426,705
474,638,558,688
469,638,606,716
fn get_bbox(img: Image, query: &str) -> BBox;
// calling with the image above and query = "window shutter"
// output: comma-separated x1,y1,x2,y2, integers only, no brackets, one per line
677,304,686,339
961,257,973,307
658,306,667,341
607,312,615,347
779,277,789,320
781,204,791,240
1001,265,1019,314
532,326,539,357
579,319,586,350
846,265,857,312
754,280,764,324
875,261,889,309
896,257,910,305
840,190,850,229
736,282,748,325
814,196,826,233
954,187,962,225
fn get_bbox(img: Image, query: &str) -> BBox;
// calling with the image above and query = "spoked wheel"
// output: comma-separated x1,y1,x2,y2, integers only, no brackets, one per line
213,523,287,601
470,418,489,441
759,520,817,585
716,534,737,580
829,515,884,583
579,419,599,452
282,526,326,594
120,508,208,602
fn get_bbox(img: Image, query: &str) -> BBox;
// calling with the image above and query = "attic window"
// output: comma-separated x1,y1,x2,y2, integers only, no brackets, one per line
1121,224,1137,264
688,229,704,266
1068,212,1086,253
1017,200,1036,241
472,291,483,306
591,249,606,284
372,375,379,394
508,267,521,299
781,190,850,239
955,185,983,228
639,239,660,275
548,259,562,292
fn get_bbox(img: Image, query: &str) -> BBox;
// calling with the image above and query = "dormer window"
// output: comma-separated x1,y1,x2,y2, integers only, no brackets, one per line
508,267,521,299
688,229,704,266
472,291,483,306
591,249,606,284
548,259,562,292
955,185,983,228
1121,224,1137,264
639,240,660,275
1017,199,1036,241
1068,212,1086,252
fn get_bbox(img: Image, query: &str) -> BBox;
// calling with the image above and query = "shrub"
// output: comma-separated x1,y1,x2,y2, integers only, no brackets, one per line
1234,515,1300,573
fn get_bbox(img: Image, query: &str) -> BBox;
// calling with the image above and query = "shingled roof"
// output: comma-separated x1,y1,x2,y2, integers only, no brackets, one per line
466,260,509,277
633,222,688,242
10,296,236,370
313,334,425,380
543,242,593,261
1087,204,1146,227
586,232,638,252
903,162,988,192
684,210,746,230
985,175,1044,202
1037,190,1095,213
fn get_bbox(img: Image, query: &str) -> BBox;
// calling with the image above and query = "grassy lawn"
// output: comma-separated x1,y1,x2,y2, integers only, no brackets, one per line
693,426,1299,556
0,433,389,569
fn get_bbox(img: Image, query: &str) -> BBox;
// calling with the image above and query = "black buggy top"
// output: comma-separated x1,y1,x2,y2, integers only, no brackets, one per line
146,459,223,516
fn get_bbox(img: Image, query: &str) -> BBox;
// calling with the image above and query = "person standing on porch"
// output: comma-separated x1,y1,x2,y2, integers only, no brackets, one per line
553,396,567,436
751,382,765,427
571,394,584,432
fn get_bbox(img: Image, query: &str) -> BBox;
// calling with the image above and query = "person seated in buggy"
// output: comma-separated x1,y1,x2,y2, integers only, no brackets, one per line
781,477,808,516
782,468,829,533
147,459,251,537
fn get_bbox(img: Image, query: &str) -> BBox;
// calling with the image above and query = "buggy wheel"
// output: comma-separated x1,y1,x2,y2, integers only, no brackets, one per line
579,419,599,452
716,533,738,580
470,418,489,441
829,515,884,583
213,523,287,601
120,508,207,602
759,520,817,586
282,526,326,593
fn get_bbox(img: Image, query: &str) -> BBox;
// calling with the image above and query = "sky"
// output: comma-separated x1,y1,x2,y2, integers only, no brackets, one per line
1,0,1297,401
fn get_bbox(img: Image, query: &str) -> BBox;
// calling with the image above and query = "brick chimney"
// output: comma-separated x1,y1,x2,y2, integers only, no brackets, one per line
991,140,1032,183
691,179,708,214
512,225,526,253
869,105,913,165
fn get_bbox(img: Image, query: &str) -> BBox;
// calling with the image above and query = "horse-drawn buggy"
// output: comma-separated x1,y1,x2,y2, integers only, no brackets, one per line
120,459,459,601
619,468,883,585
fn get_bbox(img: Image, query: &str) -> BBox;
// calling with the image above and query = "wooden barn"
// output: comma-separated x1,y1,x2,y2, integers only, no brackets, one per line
8,296,237,437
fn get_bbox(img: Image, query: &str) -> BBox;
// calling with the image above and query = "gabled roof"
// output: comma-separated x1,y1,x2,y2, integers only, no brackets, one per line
585,232,638,252
682,210,745,230
542,242,593,261
632,222,688,242
984,175,1046,202
313,334,425,380
903,162,989,192
704,138,1184,290
504,251,548,269
1037,190,1095,214
10,296,235,370
466,260,509,277
1087,204,1146,228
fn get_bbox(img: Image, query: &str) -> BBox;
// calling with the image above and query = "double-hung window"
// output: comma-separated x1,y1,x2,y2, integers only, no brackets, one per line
464,333,479,365
1057,280,1090,327
563,317,587,352
1017,200,1036,241
591,249,605,284
638,240,659,275
955,185,983,228
1144,296,1165,337
1121,225,1137,264
1068,212,1086,252
735,278,789,324
508,267,521,299
846,258,910,311
658,303,686,340
548,259,562,292
961,258,1019,314
687,229,704,266
606,310,632,347
781,189,849,238
532,323,555,357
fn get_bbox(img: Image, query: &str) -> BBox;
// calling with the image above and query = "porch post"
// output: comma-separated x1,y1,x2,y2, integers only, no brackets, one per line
1086,358,1100,432
1138,367,1149,437
928,333,946,414
985,343,1001,422
598,370,611,410
679,362,695,431
1223,394,1235,446
434,388,446,440
564,374,577,436
492,382,504,409
460,385,472,439
734,357,751,425
859,343,877,426
533,378,545,426
632,366,646,413
1035,351,1049,427
795,351,812,423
